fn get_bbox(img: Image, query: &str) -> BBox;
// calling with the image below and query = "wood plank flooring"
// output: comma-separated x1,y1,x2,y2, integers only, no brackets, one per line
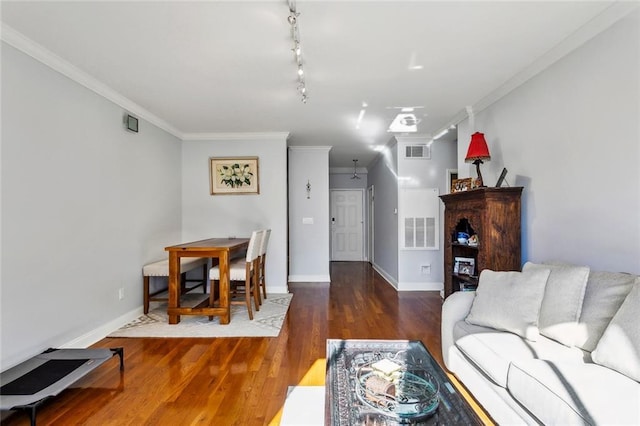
2,262,492,425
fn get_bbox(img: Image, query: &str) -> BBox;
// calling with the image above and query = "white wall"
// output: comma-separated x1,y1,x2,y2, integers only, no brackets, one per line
329,171,368,189
457,10,640,274
367,141,399,286
288,147,331,282
397,137,457,290
181,136,289,293
1,44,182,368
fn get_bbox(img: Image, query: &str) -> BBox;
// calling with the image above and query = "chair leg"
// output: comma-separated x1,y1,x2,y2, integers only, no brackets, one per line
244,284,253,320
143,276,150,314
252,264,260,312
260,254,267,302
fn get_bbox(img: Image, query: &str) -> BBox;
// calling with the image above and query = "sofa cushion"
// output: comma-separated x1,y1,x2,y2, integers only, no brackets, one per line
466,269,550,341
508,359,640,425
523,262,589,347
592,282,640,382
454,321,584,388
575,271,638,352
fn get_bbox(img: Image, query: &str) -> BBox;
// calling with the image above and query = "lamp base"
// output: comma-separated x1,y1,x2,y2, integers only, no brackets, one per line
473,160,485,187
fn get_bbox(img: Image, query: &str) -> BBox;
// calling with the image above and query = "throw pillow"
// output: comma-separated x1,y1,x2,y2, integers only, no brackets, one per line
522,262,590,347
591,282,640,382
575,272,637,352
466,268,550,341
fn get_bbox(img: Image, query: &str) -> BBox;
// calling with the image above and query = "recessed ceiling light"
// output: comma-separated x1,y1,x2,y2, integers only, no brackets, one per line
388,113,420,133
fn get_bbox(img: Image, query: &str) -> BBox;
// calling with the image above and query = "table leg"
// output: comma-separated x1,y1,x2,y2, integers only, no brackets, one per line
168,252,181,324
219,252,231,324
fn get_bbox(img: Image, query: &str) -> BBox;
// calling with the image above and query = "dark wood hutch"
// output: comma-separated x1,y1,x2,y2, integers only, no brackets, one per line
439,187,523,298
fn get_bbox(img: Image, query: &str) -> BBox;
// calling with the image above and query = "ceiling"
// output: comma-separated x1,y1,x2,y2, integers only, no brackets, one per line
0,1,622,167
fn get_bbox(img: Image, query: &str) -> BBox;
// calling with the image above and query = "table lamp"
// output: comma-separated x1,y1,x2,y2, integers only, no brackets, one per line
465,132,491,187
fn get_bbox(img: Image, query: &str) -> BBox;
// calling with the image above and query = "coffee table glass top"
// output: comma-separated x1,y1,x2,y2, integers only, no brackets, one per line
325,339,483,425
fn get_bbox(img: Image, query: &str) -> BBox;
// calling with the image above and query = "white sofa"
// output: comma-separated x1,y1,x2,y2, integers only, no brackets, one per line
442,262,640,425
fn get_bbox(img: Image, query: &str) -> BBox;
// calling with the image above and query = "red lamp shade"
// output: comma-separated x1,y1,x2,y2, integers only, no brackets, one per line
465,132,491,162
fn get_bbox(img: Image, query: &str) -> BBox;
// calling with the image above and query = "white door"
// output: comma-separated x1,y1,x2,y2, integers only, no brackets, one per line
331,190,364,261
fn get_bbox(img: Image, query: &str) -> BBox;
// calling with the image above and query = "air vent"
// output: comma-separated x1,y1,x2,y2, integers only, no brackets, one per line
405,144,430,159
404,217,436,249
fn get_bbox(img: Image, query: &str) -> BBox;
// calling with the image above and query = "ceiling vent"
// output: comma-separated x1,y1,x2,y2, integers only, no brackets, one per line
405,144,430,159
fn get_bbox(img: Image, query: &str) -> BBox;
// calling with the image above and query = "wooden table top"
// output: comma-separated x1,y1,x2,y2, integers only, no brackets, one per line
165,237,250,252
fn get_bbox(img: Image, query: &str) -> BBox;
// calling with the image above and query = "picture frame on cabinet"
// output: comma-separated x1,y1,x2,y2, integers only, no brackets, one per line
451,178,472,193
454,257,475,276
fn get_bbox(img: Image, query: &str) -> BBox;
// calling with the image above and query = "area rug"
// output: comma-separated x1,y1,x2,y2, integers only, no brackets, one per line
107,293,292,338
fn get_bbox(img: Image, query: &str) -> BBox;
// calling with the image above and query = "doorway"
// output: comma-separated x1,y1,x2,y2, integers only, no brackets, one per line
330,189,364,261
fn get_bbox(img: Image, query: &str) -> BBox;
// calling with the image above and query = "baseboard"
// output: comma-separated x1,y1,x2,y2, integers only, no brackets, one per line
268,285,290,294
61,306,144,349
288,274,331,283
371,263,398,290
397,281,443,292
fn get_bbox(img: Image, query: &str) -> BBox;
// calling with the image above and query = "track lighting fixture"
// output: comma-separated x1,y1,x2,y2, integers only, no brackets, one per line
288,0,307,103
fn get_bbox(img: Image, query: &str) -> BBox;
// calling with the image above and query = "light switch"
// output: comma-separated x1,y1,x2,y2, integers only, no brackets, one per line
302,217,314,224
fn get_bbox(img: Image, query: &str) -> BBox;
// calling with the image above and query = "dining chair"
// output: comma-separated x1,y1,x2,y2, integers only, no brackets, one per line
209,229,264,320
258,228,271,304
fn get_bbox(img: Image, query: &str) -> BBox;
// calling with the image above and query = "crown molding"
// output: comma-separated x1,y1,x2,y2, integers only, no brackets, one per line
181,132,290,141
394,134,432,143
456,1,639,126
1,24,184,139
288,146,332,152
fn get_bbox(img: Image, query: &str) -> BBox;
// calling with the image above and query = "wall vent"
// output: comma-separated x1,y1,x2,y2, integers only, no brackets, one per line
400,188,439,250
404,144,430,159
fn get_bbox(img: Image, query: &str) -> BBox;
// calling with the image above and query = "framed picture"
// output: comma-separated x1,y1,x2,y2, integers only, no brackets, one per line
454,257,475,276
451,177,472,193
209,157,259,195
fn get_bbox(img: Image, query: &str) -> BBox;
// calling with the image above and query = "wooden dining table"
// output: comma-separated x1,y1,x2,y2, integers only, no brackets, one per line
165,237,250,324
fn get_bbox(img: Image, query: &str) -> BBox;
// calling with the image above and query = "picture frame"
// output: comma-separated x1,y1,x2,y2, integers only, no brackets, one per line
495,167,508,187
451,177,472,193
454,256,475,276
126,114,138,133
209,157,259,195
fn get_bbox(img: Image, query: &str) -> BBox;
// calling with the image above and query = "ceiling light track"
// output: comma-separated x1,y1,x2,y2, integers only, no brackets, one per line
288,0,307,103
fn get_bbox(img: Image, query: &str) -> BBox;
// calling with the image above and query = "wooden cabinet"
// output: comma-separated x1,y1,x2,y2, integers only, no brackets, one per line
439,187,523,298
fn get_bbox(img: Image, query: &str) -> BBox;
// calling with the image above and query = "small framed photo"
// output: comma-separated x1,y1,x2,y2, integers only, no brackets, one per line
126,114,138,133
451,177,472,193
454,257,475,276
209,157,259,195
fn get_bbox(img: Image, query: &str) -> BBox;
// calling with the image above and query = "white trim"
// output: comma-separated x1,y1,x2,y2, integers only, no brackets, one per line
288,274,331,282
397,281,443,292
371,262,398,290
448,2,639,128
1,24,183,139
288,146,332,152
182,132,290,141
60,307,144,349
268,285,290,294
0,25,292,145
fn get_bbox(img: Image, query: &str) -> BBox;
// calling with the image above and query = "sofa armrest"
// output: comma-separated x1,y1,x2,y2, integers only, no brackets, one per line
441,291,476,370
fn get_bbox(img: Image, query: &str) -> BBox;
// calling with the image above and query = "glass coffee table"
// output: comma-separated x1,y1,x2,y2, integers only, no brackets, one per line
325,339,483,425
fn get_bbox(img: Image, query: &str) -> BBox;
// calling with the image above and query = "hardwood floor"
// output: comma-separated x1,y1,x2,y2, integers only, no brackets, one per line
2,262,491,425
